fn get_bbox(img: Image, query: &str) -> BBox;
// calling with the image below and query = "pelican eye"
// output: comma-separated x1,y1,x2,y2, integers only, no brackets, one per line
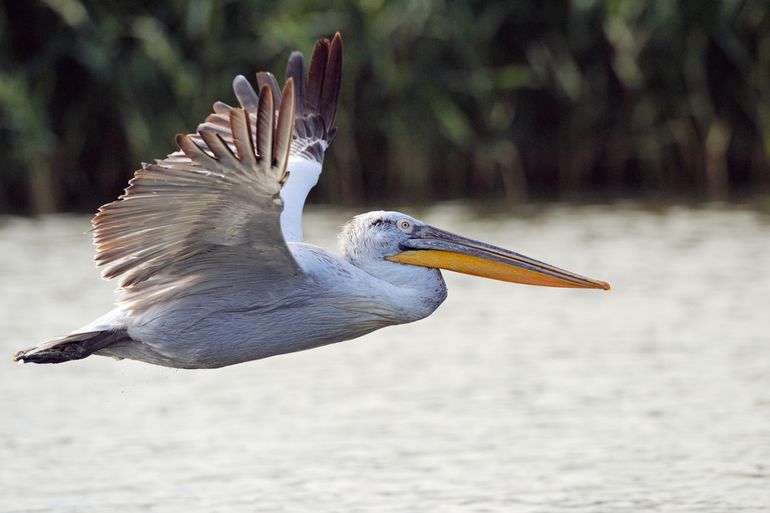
397,219,413,233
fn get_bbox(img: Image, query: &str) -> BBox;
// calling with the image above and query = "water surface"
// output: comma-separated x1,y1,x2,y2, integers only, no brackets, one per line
1,203,769,512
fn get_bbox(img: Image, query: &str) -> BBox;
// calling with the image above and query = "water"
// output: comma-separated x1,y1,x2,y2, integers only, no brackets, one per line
1,202,769,512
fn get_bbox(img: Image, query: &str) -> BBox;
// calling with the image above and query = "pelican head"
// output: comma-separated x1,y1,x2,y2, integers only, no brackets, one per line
341,211,611,291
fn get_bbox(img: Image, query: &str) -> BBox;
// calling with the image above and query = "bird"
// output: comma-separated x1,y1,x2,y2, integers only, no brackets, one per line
13,33,610,369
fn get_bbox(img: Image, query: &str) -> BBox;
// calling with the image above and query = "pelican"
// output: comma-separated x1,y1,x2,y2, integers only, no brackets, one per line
14,33,609,369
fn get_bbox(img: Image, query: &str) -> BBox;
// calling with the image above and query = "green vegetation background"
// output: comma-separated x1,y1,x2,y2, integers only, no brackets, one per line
1,0,769,213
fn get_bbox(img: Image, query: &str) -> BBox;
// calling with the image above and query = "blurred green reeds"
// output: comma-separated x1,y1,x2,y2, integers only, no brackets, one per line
1,0,769,213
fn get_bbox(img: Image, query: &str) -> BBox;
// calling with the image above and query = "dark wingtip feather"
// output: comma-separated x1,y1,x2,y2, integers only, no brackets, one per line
274,78,296,176
233,75,259,112
256,85,275,164
306,38,330,115
257,72,282,105
320,33,343,131
286,51,305,118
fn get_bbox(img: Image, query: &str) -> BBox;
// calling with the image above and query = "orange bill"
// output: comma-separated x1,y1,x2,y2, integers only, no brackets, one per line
386,225,610,290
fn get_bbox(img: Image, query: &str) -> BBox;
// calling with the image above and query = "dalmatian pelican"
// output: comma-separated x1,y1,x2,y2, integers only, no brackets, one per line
14,33,609,369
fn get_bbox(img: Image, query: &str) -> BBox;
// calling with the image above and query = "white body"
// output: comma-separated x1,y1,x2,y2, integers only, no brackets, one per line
94,241,446,368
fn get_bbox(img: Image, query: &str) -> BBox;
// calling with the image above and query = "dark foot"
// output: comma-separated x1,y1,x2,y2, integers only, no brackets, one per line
14,342,93,364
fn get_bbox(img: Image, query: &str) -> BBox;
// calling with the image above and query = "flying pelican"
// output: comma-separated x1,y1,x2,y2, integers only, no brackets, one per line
14,33,610,369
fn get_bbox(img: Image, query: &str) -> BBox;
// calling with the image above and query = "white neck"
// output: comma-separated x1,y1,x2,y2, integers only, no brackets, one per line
345,254,448,323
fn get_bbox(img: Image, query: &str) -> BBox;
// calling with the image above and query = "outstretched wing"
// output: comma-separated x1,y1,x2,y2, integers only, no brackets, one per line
92,80,298,308
196,33,343,241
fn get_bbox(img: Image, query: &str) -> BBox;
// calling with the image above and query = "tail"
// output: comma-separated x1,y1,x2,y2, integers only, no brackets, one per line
13,329,132,365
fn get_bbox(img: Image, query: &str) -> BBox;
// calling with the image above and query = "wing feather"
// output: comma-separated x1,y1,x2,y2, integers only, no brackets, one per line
191,33,344,242
257,72,282,103
274,80,296,174
319,35,343,131
280,32,343,241
306,39,329,115
286,51,306,118
93,80,299,310
233,76,259,111
256,85,275,167
230,105,257,166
